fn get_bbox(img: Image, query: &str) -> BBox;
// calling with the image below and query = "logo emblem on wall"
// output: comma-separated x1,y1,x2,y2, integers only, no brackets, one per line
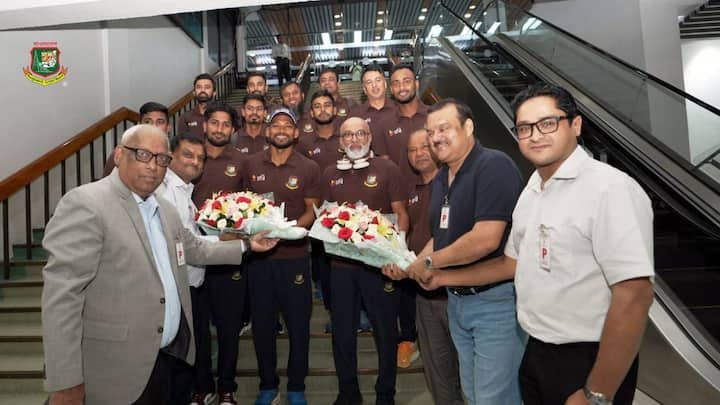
23,41,68,86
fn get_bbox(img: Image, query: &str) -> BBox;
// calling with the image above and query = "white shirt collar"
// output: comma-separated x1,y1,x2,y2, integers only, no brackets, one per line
164,168,194,194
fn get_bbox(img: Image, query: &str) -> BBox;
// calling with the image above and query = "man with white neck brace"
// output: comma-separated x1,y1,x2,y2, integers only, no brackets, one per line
320,117,409,405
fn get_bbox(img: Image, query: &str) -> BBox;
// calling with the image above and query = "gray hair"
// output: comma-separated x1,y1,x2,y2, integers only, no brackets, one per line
120,124,169,148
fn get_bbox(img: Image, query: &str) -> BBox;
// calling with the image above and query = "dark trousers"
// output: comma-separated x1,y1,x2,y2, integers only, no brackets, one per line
397,279,417,342
276,57,291,85
331,264,398,402
520,336,639,405
194,265,247,394
249,257,312,392
133,351,192,404
311,239,332,310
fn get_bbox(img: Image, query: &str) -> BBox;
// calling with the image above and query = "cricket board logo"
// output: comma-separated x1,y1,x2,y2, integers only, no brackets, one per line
23,41,68,86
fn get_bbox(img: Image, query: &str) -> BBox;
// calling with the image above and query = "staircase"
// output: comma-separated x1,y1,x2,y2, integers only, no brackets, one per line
680,0,720,39
224,79,367,112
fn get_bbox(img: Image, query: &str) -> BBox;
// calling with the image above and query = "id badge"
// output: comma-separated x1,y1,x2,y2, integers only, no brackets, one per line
176,242,186,266
440,205,450,229
538,225,550,271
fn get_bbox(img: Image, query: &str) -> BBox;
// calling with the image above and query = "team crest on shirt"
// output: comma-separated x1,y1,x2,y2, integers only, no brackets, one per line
388,127,402,137
251,174,266,182
294,273,305,285
286,175,300,190
364,174,378,188
383,281,395,293
225,164,237,177
231,271,242,281
330,177,344,187
303,123,313,133
409,194,419,205
338,108,347,117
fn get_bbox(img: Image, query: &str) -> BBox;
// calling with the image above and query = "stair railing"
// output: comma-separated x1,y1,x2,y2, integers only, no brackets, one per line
0,61,235,279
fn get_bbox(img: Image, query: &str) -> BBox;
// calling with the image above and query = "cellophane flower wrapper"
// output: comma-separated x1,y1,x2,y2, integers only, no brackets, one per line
309,201,416,270
195,191,308,240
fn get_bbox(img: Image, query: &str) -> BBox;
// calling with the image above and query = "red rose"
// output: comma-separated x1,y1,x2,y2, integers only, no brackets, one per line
319,209,328,216
338,211,350,221
267,201,274,206
233,218,244,229
212,200,222,210
220,191,229,197
338,227,353,240
363,233,375,240
194,212,200,221
236,196,252,204
206,219,217,227
347,203,356,209
321,217,335,228
371,217,378,225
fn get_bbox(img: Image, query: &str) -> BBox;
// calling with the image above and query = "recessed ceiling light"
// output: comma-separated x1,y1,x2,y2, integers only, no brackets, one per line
483,11,488,16
354,30,362,43
469,5,476,9
418,15,426,21
464,13,471,18
421,8,428,12
334,14,341,19
321,32,332,45
335,21,342,26
377,18,383,24
384,29,393,40
378,11,384,15
375,35,381,40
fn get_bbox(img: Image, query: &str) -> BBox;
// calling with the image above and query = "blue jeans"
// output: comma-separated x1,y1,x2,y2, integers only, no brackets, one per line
447,282,526,405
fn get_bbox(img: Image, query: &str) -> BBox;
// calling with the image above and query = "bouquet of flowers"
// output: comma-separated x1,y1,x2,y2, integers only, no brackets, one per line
195,191,308,240
309,201,416,270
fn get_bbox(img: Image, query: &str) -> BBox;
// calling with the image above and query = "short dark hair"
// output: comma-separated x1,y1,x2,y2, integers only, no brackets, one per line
203,101,239,128
170,133,206,156
243,93,267,109
247,72,267,85
281,81,301,95
361,63,385,81
310,90,335,105
319,68,339,82
390,63,415,78
428,98,475,126
138,102,168,120
510,83,579,122
193,73,215,90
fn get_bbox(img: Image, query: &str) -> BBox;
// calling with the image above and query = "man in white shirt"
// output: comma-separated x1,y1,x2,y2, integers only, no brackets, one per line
271,35,292,86
416,83,654,405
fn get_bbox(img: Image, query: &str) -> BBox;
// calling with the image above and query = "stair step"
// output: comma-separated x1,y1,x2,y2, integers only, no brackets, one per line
11,247,47,261
0,296,41,313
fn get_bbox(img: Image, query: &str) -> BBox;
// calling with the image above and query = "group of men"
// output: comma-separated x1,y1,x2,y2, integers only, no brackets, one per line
41,60,654,405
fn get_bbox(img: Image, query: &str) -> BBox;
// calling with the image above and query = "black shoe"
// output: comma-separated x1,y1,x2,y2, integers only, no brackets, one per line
375,399,395,405
333,392,363,405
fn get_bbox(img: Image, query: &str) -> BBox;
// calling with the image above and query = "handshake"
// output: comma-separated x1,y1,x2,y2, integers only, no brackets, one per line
381,256,441,291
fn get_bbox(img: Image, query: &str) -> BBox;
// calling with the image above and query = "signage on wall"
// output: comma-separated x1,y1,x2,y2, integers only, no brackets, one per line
22,41,68,86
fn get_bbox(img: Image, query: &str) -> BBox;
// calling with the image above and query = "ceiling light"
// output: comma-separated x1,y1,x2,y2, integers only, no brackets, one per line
487,21,501,35
334,14,341,19
377,18,383,24
378,11,384,15
426,24,443,42
321,32,332,46
483,11,488,16
338,46,344,50
384,29,393,40
464,13,471,18
418,15,426,21
474,21,482,30
354,30,362,43
421,8,428,12
469,5,476,9
335,21,342,27
375,35,381,40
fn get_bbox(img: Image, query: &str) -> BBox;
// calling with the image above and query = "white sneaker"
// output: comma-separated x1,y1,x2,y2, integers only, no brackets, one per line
189,392,217,405
239,322,252,336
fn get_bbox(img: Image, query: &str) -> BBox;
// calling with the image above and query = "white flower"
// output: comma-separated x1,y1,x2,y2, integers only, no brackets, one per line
331,224,341,235
209,212,219,221
238,202,249,211
217,219,227,230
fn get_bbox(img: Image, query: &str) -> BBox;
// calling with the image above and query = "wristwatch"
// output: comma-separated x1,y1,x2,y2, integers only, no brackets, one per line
424,255,433,269
583,386,613,405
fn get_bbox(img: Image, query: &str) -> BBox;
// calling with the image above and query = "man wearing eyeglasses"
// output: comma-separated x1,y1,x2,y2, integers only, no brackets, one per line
241,107,321,405
41,124,278,405
400,98,526,405
320,117,409,405
348,63,397,158
190,101,249,405
416,84,654,405
234,93,268,155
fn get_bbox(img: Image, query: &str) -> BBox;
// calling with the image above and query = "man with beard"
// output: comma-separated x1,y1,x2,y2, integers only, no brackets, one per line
348,64,396,159
234,93,268,156
318,68,356,124
296,90,344,321
280,82,308,128
179,73,215,138
321,117,409,405
189,102,248,405
242,107,321,405
235,73,279,128
102,101,170,177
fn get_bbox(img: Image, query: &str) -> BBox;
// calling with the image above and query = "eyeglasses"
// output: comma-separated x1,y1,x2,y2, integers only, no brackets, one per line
340,129,371,141
512,115,570,140
123,145,173,167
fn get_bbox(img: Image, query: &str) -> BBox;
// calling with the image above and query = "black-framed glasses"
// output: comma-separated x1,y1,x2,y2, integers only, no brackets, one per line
340,129,371,141
512,115,571,140
122,145,173,167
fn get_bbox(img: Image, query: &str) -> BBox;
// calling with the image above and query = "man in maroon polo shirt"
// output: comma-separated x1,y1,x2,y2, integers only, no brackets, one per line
190,102,246,405
178,73,215,138
280,82,309,128
321,117,409,405
347,63,397,158
234,93,268,156
296,89,344,319
318,68,356,124
241,107,321,405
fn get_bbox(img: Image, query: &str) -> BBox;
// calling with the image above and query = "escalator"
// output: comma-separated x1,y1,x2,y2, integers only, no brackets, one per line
418,1,720,403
